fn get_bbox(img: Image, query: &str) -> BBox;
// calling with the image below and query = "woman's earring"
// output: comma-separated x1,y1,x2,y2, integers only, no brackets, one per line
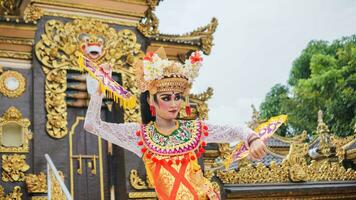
185,96,191,116
185,105,191,116
150,105,156,116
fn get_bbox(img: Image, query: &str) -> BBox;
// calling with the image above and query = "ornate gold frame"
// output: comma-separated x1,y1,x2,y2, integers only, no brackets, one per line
0,106,32,153
0,70,26,98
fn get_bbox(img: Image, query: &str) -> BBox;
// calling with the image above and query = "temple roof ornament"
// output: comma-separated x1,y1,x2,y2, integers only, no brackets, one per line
145,18,218,55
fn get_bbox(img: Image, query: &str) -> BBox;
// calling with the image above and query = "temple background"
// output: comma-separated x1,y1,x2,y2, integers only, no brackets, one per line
0,0,355,199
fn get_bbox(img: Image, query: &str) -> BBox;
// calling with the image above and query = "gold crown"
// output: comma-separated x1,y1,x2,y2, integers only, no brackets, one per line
135,47,202,95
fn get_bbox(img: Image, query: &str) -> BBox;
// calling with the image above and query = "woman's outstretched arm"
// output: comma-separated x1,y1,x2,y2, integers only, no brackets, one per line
204,121,255,145
204,121,266,159
84,91,142,157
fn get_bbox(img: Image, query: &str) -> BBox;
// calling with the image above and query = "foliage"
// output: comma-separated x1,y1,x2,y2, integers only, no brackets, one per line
259,35,356,137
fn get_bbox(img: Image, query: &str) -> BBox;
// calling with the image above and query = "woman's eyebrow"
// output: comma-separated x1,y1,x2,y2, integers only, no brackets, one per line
158,94,171,97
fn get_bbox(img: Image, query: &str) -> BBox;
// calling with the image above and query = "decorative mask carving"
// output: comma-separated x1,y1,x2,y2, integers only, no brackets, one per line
35,19,144,138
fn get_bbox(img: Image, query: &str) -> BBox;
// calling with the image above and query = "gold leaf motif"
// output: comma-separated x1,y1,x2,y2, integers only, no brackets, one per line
0,186,23,200
2,154,29,182
50,171,66,200
130,169,149,190
23,4,44,24
25,173,47,193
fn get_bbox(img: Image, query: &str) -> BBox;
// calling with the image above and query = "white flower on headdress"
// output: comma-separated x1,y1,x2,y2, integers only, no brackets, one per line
142,50,203,82
143,54,173,81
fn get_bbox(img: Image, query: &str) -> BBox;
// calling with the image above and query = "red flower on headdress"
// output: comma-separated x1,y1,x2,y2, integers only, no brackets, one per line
190,51,203,64
144,52,154,62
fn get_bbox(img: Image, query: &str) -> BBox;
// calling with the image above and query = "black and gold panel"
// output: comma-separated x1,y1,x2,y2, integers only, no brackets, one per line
0,62,32,199
32,15,149,200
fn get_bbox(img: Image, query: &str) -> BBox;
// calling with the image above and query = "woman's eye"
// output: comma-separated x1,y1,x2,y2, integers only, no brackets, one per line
174,95,182,101
161,96,170,101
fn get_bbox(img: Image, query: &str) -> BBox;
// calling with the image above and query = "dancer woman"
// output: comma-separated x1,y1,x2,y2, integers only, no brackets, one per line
84,47,267,200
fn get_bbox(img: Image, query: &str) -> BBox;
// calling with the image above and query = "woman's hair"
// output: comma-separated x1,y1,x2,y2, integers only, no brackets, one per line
140,91,157,124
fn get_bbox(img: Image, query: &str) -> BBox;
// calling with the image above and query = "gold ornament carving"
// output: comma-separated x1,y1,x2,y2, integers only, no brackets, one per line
151,18,218,55
246,104,264,130
0,37,34,46
0,187,3,198
0,70,26,98
190,87,213,102
40,10,137,27
129,169,154,190
2,154,30,182
0,0,16,16
25,172,47,193
50,171,66,200
286,143,308,182
35,19,143,138
196,18,219,55
216,111,356,184
315,110,333,157
146,0,160,10
331,134,356,161
137,4,159,37
128,191,156,199
31,197,48,200
130,169,147,189
0,186,23,200
23,4,44,24
216,140,356,184
185,87,213,120
0,106,32,153
0,50,32,60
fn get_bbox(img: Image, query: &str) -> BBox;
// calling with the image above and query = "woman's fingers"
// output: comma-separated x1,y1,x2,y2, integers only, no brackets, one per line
249,141,267,160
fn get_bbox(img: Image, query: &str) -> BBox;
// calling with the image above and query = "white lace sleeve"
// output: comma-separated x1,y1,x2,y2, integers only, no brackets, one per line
84,91,142,157
203,121,256,147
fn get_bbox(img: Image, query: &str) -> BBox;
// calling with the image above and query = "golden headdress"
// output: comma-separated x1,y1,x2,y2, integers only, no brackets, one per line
135,47,203,95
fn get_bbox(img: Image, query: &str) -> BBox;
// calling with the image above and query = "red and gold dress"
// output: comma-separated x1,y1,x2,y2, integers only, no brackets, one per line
84,92,256,200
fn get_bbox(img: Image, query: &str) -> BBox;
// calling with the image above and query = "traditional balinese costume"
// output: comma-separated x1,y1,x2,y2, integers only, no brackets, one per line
84,47,260,200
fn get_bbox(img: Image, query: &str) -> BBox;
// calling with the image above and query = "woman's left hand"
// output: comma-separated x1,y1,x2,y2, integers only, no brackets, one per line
249,139,267,160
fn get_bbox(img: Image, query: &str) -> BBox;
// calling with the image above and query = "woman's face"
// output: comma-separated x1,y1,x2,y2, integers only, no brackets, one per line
152,91,183,120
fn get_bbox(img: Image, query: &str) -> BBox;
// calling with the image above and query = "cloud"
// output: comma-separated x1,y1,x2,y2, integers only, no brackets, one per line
156,0,356,125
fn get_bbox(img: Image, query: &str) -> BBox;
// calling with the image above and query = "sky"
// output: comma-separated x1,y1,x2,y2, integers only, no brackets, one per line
155,0,356,126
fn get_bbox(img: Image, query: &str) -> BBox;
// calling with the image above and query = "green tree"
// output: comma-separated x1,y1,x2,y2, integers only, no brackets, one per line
259,84,290,136
260,35,356,137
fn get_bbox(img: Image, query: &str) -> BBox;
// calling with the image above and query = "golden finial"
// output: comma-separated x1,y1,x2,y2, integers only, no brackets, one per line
316,110,330,135
247,104,262,130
